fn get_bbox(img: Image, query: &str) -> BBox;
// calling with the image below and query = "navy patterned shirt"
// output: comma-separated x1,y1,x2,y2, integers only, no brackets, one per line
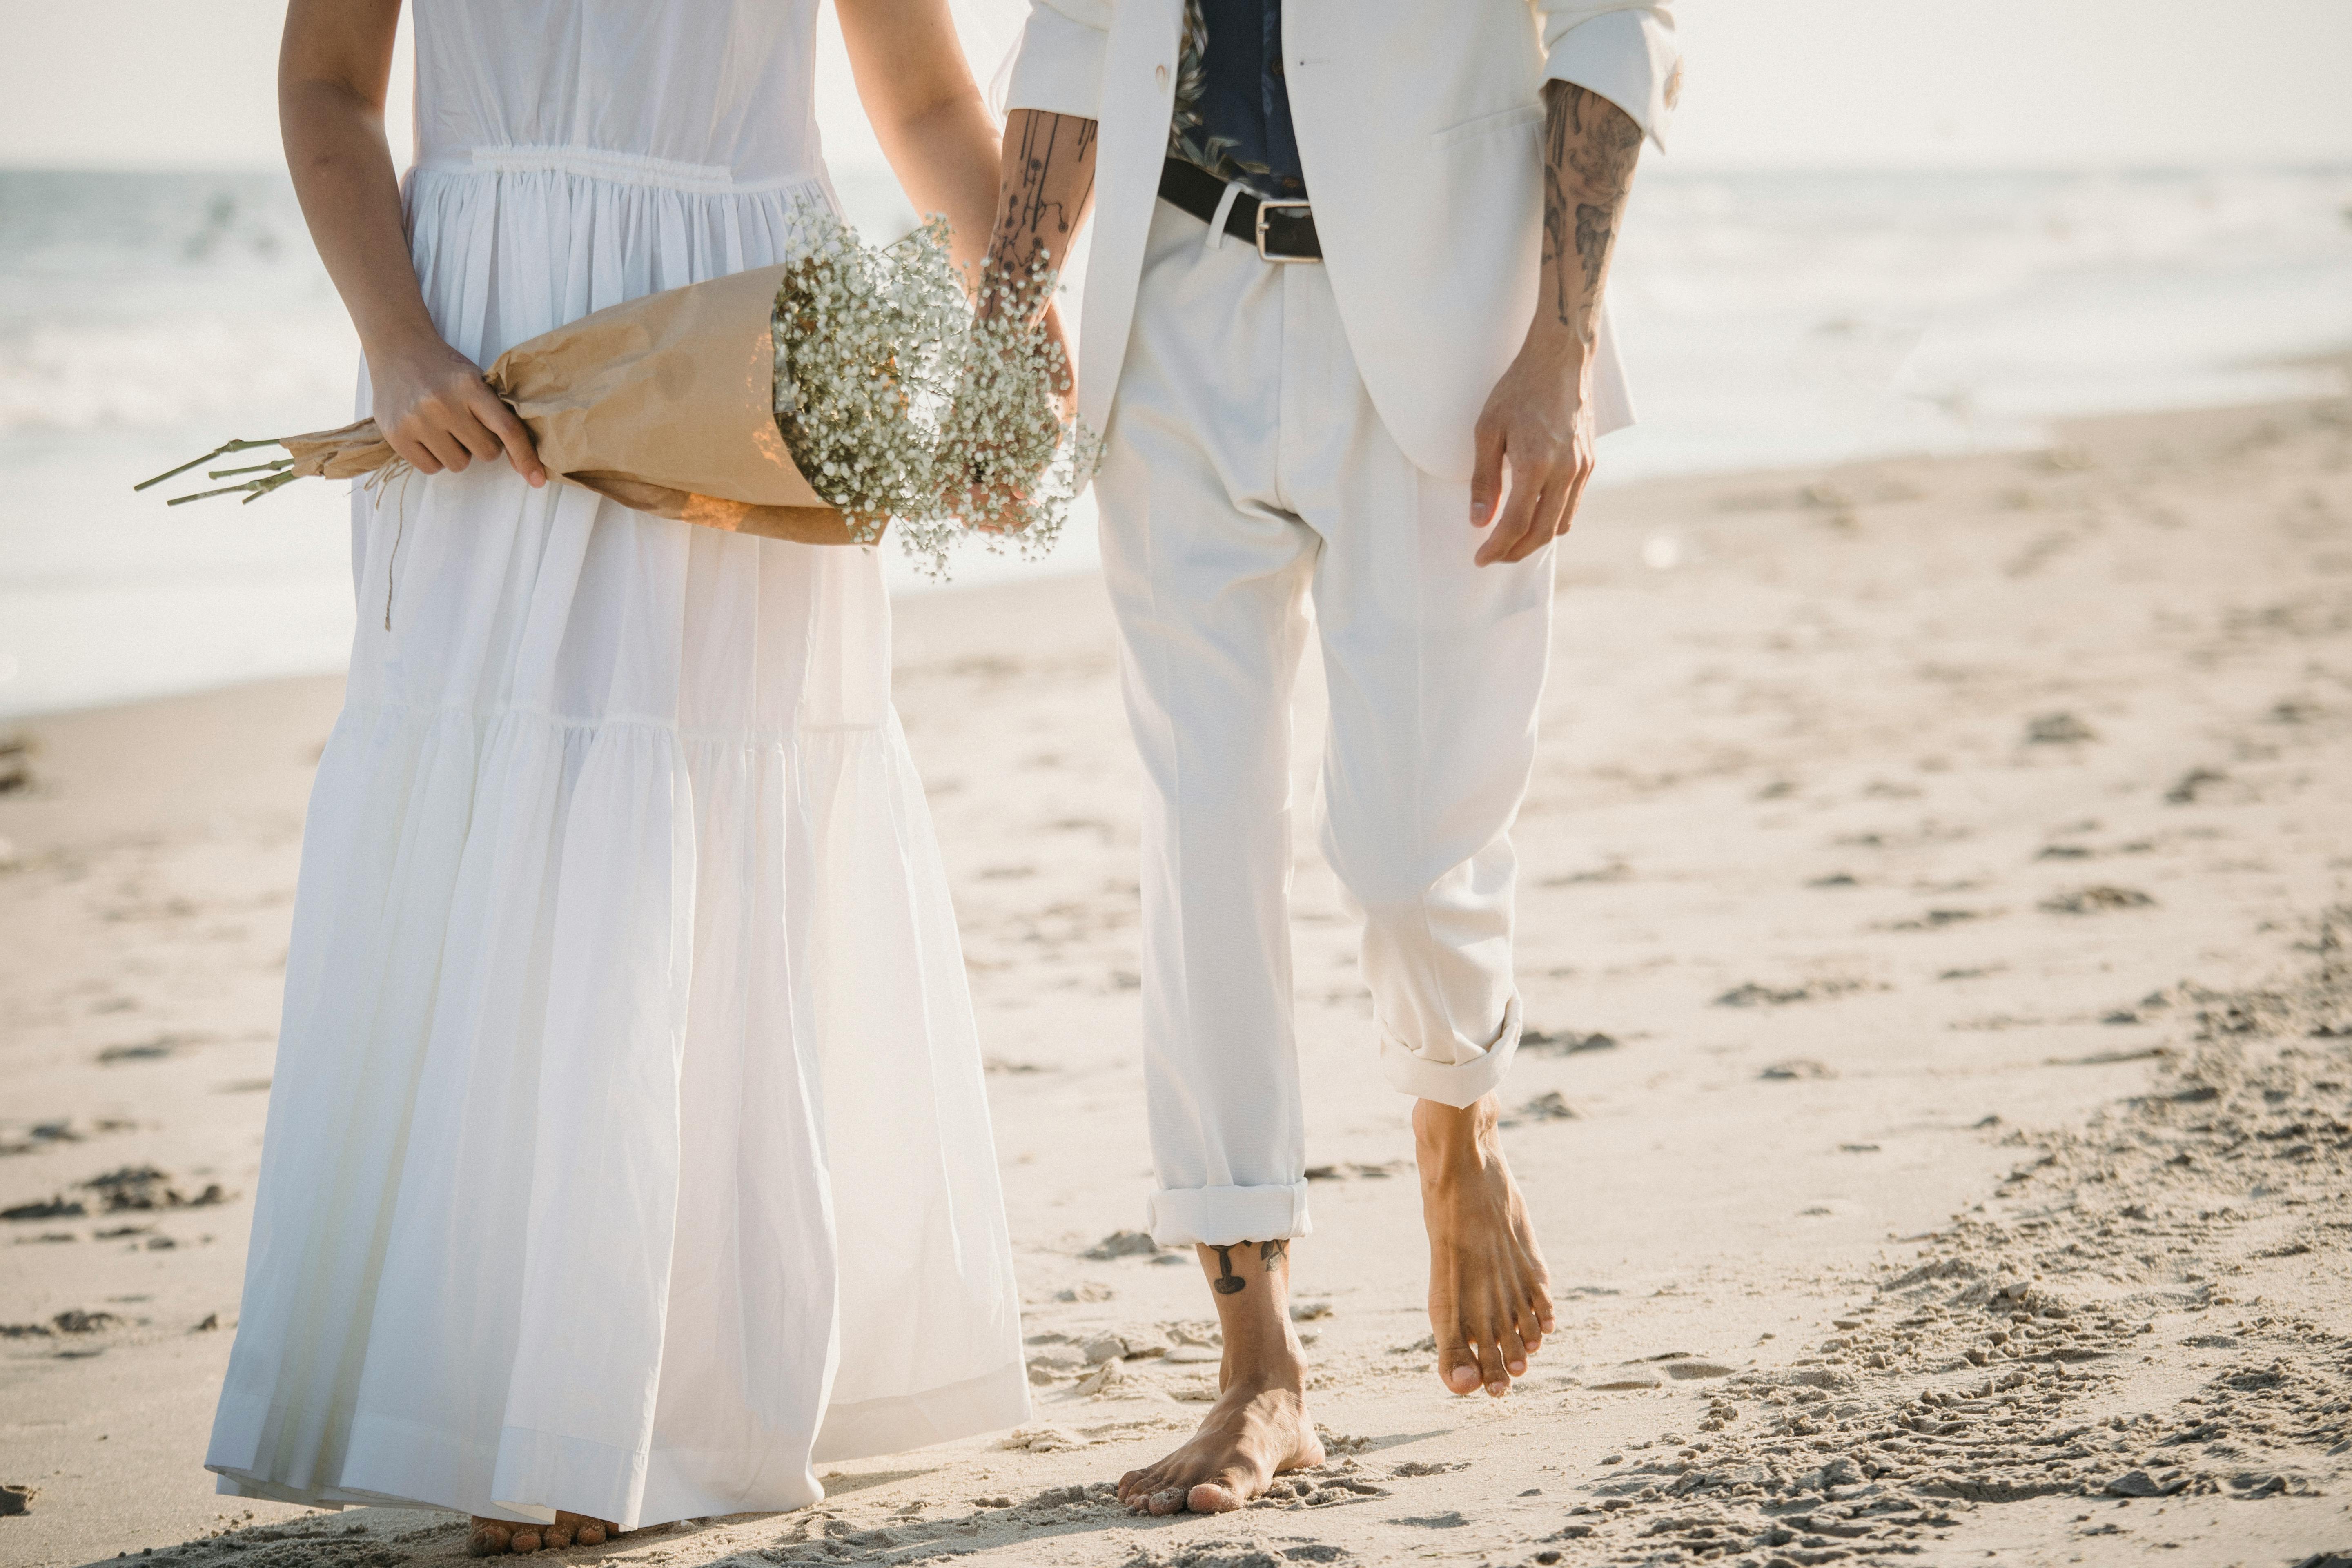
1167,0,1308,201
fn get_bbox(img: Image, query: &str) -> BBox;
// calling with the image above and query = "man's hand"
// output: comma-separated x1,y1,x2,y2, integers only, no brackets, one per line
1469,80,1641,568
956,109,1098,531
1469,335,1593,566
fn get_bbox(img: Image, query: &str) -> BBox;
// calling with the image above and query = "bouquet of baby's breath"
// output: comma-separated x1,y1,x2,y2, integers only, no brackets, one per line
771,214,967,552
773,209,1096,575
138,207,1096,579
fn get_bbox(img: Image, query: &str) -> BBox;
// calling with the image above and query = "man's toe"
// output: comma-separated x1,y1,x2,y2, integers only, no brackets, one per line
1187,1476,1248,1514
1501,1321,1531,1379
1440,1354,1482,1394
1474,1331,1508,1396
1148,1486,1187,1516
1437,1330,1483,1394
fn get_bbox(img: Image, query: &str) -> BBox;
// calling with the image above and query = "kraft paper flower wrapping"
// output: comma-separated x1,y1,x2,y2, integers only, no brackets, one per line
241,263,855,546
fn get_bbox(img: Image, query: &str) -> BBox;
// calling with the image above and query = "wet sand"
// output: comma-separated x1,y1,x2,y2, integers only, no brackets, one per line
3,389,2350,1567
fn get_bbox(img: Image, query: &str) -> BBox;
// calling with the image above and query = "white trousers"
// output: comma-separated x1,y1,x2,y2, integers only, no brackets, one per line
1100,201,1553,1249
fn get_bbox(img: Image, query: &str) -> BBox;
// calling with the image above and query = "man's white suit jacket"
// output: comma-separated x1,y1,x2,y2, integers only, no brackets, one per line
1005,0,1681,481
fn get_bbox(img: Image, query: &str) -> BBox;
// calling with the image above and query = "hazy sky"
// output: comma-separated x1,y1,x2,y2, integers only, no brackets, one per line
2,0,2348,172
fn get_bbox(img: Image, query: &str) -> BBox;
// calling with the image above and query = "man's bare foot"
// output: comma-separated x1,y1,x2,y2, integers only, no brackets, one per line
1116,1369,1324,1514
1115,1238,1323,1513
1414,1093,1556,1397
467,1512,617,1555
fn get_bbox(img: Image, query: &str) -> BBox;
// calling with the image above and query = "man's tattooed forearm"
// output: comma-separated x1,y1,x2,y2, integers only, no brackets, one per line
1539,82,1642,341
986,113,1097,317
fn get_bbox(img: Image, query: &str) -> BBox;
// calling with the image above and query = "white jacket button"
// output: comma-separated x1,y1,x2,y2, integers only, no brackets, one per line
1154,64,1169,87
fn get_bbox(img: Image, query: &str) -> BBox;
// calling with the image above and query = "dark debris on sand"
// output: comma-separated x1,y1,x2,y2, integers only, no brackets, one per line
4,1166,228,1233
83,1164,229,1212
1085,1229,1163,1261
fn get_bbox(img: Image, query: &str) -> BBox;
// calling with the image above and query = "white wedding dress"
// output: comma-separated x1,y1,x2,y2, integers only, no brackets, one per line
205,0,1027,1531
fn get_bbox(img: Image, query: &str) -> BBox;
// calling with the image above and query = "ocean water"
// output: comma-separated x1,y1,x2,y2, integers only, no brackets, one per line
2,162,2348,721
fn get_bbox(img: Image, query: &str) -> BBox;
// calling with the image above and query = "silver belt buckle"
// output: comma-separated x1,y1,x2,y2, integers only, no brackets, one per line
1254,199,1315,263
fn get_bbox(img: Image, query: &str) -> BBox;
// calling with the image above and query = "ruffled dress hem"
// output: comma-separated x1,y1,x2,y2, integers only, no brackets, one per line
207,1360,1029,1525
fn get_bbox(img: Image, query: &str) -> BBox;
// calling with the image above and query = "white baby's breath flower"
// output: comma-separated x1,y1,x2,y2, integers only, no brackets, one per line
771,205,1099,578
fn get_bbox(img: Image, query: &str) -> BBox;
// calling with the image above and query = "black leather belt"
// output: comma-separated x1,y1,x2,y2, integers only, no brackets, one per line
1157,157,1321,262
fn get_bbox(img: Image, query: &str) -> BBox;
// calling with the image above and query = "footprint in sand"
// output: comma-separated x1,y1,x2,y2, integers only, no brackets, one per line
1502,1091,1577,1126
2038,885,2155,915
2024,712,2098,745
1521,1028,1617,1054
2163,766,2227,804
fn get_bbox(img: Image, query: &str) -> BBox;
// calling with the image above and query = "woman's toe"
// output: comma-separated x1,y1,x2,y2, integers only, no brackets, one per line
576,1520,610,1546
508,1526,543,1554
468,1523,514,1557
541,1519,575,1550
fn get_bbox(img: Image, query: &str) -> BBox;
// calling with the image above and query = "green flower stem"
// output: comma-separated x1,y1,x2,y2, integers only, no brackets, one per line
239,470,301,503
132,437,283,493
165,469,303,507
207,459,296,481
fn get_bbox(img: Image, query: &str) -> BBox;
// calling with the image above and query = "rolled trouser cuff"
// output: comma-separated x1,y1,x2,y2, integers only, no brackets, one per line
1379,994,1523,1108
1146,1181,1313,1248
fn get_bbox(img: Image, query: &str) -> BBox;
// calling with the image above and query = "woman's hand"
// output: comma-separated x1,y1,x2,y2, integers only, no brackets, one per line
366,333,546,484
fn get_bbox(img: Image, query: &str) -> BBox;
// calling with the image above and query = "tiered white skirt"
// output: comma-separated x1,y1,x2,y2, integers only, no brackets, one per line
205,153,1027,1530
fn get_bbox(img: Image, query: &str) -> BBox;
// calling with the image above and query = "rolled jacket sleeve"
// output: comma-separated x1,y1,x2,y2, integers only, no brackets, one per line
1537,1,1681,150
1005,0,1114,122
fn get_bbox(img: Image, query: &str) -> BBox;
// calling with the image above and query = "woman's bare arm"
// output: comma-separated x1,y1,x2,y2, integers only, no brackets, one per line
833,0,1008,282
837,4,1092,422
280,0,542,482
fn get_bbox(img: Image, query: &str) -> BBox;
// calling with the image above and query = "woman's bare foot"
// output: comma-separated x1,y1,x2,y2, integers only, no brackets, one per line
1116,1239,1324,1513
1414,1093,1556,1397
467,1512,617,1555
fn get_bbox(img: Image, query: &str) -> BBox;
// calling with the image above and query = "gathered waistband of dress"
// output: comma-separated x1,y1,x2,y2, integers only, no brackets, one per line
413,144,826,196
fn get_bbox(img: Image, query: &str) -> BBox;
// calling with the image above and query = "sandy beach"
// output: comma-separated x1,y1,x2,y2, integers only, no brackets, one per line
4,386,2349,1567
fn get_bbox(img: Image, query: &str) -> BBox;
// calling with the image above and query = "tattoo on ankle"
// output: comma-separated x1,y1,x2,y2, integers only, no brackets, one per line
1211,1245,1246,1294
1207,1239,1288,1294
